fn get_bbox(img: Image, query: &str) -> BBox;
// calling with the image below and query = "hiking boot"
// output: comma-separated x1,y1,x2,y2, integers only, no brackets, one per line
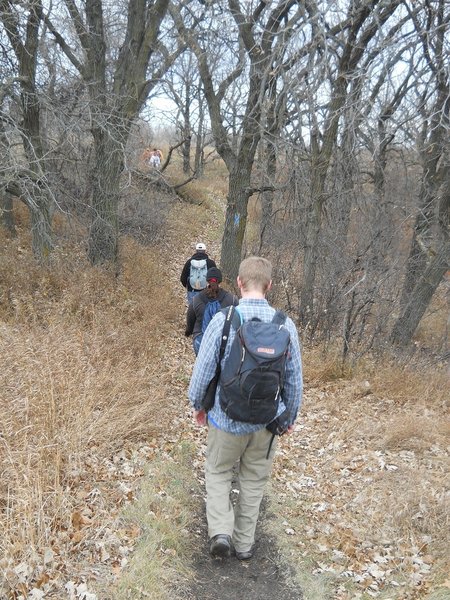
235,547,254,561
209,534,232,558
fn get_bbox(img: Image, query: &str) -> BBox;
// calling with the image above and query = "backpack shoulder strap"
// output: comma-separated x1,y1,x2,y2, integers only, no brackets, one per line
218,305,234,362
231,306,243,330
272,310,287,326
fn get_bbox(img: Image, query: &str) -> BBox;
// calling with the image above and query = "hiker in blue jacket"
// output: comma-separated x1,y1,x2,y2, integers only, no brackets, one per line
185,267,238,355
188,256,303,561
180,243,217,305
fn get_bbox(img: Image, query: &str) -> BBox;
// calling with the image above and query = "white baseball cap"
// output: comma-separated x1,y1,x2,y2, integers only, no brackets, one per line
196,242,206,251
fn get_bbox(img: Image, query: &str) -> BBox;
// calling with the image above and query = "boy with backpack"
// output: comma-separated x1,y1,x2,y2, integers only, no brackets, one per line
185,267,238,355
180,243,217,305
188,256,303,561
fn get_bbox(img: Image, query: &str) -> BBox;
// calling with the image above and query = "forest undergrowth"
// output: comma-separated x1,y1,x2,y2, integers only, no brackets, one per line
0,184,449,600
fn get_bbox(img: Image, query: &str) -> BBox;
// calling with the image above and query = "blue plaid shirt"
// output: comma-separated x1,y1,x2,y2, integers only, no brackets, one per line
188,298,303,435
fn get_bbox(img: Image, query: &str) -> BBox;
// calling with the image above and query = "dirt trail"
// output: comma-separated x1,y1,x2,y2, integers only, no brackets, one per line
185,497,303,600
168,202,303,599
188,524,302,599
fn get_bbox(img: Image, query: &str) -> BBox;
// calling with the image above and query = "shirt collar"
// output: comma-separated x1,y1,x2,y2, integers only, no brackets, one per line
238,298,269,306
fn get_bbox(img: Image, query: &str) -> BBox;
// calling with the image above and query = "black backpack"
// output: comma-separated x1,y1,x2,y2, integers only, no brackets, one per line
219,307,291,424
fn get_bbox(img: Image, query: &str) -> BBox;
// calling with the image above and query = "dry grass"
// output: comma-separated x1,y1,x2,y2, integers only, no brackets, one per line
371,362,448,408
302,345,356,383
151,143,228,208
102,442,200,599
169,172,227,212
0,223,180,595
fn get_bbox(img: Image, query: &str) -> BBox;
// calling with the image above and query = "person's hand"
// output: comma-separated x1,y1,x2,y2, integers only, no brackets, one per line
194,409,207,426
286,424,295,434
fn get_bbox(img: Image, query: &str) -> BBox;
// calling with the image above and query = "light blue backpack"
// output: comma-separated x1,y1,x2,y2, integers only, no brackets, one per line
189,259,207,290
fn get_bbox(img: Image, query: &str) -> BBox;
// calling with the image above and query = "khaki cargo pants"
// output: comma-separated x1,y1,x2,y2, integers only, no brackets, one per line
205,424,277,553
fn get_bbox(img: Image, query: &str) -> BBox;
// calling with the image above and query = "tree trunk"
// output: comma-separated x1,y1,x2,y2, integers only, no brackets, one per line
390,239,449,346
392,178,449,345
194,96,205,177
218,71,264,280
171,1,298,282
335,124,358,245
259,81,282,248
87,123,127,264
399,178,440,308
182,132,191,175
182,83,191,174
220,166,252,282
259,97,279,249
259,143,276,249
298,0,402,326
20,84,54,260
399,37,449,308
0,191,16,236
365,116,395,277
45,0,171,267
300,145,327,325
30,198,53,259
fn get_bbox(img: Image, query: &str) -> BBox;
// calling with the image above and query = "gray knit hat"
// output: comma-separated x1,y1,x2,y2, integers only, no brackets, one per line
206,267,222,283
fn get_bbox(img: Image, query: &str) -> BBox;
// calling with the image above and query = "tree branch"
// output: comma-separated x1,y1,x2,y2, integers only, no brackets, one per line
42,14,85,76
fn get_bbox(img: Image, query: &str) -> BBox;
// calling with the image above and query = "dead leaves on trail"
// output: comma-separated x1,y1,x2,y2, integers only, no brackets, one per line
272,379,449,599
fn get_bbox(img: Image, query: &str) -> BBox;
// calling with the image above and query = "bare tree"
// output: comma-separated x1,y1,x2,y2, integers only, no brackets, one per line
255,1,443,354
0,0,54,259
298,0,404,325
44,0,177,264
172,0,305,280
391,183,449,345
395,0,449,309
161,51,209,175
391,0,449,345
258,77,289,249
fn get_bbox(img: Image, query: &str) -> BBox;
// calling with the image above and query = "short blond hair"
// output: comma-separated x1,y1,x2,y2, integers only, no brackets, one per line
238,256,272,292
